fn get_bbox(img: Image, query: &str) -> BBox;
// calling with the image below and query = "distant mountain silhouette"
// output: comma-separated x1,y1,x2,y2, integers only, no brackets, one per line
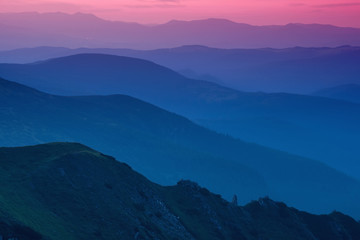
1,54,360,179
1,12,360,50
1,45,359,94
1,77,360,218
313,84,360,104
1,143,360,239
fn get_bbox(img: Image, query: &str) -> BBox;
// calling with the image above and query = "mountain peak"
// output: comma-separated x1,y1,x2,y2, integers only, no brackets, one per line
163,18,245,26
201,18,239,23
0,142,96,164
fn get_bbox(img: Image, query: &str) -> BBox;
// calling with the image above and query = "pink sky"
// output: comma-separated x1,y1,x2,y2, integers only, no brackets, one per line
1,0,360,27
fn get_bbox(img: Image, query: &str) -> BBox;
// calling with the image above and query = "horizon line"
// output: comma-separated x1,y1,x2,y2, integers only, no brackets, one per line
1,11,359,29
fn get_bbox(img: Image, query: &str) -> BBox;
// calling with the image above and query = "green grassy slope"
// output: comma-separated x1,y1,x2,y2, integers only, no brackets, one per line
0,143,359,240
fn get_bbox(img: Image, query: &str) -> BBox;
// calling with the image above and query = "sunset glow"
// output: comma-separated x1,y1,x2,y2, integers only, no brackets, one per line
1,0,360,27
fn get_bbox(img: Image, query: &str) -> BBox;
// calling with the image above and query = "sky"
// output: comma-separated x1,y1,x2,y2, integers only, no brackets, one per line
1,0,360,27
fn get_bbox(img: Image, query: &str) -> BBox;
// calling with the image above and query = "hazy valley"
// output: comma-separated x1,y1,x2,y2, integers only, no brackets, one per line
1,5,360,240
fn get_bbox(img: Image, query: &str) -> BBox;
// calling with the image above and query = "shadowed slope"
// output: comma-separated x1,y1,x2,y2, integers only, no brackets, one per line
1,54,360,179
0,77,360,218
0,143,359,240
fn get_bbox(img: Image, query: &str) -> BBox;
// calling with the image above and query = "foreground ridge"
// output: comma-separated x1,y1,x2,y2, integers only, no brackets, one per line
0,143,359,240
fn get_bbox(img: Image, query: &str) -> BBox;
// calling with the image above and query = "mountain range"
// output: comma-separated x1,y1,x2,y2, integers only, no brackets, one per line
1,12,360,50
1,45,359,94
1,142,360,240
1,54,360,179
1,8,360,240
313,84,360,104
0,46,360,94
1,77,360,219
